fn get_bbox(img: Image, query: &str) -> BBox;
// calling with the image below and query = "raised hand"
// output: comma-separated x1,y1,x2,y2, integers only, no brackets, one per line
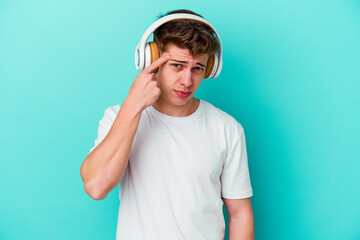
127,54,170,111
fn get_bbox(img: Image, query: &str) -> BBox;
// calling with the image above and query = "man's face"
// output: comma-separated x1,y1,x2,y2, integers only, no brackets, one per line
154,43,209,108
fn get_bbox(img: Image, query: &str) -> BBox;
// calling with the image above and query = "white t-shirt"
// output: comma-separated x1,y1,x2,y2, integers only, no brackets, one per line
89,99,253,240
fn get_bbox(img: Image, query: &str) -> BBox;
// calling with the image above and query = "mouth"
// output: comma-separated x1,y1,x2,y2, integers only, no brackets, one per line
174,90,191,98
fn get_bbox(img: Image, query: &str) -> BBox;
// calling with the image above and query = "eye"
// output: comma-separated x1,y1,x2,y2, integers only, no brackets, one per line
193,67,204,71
172,63,181,68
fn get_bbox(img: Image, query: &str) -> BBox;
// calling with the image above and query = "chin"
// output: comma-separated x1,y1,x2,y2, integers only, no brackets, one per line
170,96,193,106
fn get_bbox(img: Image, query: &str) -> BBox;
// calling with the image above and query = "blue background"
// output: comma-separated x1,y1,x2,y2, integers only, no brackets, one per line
1,0,359,239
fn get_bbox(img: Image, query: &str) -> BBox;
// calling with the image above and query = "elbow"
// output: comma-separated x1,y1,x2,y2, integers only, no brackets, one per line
88,190,108,201
80,157,116,200
83,181,108,200
80,158,108,200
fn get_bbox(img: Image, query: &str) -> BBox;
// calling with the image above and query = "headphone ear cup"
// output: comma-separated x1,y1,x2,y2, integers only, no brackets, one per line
204,55,215,78
144,42,160,73
149,42,160,63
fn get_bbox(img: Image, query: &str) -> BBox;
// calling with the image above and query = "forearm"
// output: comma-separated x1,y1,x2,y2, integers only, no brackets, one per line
80,97,143,200
228,214,254,240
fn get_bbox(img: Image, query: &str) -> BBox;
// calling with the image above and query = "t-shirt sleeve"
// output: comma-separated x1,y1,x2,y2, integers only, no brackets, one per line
88,105,120,154
220,125,253,199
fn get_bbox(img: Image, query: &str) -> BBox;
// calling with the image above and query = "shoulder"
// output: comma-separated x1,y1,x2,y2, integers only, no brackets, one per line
100,104,121,124
202,100,244,129
105,104,121,115
201,100,245,137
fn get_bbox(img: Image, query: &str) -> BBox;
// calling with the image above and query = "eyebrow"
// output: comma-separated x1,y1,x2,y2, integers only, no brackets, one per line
169,58,206,68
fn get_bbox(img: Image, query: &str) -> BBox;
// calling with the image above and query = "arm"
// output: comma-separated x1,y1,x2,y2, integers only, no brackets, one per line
223,197,254,240
80,98,142,200
80,54,170,201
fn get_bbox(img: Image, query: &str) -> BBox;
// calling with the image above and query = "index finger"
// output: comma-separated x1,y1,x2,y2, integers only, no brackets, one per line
144,54,171,74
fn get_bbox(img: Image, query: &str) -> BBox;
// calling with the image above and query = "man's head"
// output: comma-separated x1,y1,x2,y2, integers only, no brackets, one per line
153,9,220,61
152,9,220,111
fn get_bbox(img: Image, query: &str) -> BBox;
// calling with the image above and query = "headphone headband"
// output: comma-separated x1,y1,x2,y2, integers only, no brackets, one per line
135,13,223,78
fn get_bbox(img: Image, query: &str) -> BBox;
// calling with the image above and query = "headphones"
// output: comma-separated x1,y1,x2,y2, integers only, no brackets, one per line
135,13,223,79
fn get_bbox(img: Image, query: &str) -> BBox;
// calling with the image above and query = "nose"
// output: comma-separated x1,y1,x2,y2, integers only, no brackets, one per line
179,69,193,87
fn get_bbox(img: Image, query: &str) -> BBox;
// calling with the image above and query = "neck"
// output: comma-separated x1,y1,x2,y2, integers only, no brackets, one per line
152,97,200,117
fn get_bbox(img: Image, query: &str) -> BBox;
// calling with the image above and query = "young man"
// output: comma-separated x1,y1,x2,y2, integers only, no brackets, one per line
80,9,254,240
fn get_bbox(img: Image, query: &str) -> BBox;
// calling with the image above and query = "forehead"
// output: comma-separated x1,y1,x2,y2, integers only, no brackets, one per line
163,43,208,63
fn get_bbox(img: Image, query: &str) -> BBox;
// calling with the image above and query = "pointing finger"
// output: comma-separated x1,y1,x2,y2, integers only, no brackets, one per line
144,54,171,74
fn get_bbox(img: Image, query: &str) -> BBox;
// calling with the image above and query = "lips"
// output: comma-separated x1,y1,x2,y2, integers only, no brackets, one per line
174,90,191,98
176,90,191,94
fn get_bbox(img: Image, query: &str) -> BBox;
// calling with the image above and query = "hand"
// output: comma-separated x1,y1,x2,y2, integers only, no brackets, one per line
127,54,170,111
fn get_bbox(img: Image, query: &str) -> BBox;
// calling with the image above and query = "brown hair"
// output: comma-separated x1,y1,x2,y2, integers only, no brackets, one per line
153,9,220,58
